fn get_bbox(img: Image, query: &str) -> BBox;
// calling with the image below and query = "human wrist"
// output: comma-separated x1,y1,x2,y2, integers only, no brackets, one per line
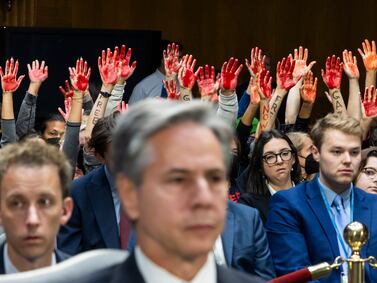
27,82,41,96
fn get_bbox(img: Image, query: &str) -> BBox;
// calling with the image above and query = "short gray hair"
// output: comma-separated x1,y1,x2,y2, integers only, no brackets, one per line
111,100,234,186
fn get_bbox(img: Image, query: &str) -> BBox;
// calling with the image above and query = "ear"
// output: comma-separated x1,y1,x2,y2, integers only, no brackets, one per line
116,175,140,222
312,145,320,162
60,197,74,226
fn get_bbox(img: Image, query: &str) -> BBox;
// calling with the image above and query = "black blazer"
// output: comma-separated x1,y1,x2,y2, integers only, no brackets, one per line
80,251,265,283
0,242,70,274
238,192,271,223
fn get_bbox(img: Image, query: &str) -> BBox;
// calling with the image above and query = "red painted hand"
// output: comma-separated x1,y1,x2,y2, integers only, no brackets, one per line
292,46,316,81
115,45,137,80
98,48,121,86
59,80,74,98
358,39,377,71
300,71,318,104
69,58,91,92
163,43,181,78
220,57,243,91
361,86,377,118
248,77,260,104
245,47,265,78
58,97,72,122
258,69,272,100
321,55,343,89
276,57,298,90
342,50,359,79
27,60,48,83
163,79,180,100
0,58,25,92
178,54,200,90
117,101,128,113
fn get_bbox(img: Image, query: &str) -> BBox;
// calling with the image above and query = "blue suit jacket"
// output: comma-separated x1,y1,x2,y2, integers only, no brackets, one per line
221,201,275,280
58,165,136,255
266,178,377,283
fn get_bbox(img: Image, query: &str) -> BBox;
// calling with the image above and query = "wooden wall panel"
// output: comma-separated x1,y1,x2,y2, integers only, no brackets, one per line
2,0,377,119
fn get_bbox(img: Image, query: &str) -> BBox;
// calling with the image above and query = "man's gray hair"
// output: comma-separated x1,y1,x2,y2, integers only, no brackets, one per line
111,99,234,186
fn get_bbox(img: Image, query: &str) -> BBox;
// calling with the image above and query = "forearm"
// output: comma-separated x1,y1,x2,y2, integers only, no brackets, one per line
105,82,125,116
1,92,14,120
259,100,269,132
267,88,287,130
83,91,94,115
347,78,361,120
329,89,347,116
16,92,37,137
366,70,376,88
62,121,81,171
241,102,259,126
217,90,238,127
179,87,192,102
298,102,313,119
285,80,302,124
69,91,84,123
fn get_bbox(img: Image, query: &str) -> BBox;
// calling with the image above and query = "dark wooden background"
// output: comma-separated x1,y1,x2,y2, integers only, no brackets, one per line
1,0,376,119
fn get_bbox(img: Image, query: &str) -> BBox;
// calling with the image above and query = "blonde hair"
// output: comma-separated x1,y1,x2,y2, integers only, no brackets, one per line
286,132,310,153
311,113,362,149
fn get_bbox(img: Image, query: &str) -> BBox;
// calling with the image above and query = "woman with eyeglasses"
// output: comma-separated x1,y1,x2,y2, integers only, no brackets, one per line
354,149,377,194
238,130,301,222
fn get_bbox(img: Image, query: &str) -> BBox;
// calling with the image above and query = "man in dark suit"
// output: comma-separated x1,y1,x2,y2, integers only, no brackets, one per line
58,114,135,255
266,113,377,283
0,141,73,274
81,100,265,283
222,201,275,279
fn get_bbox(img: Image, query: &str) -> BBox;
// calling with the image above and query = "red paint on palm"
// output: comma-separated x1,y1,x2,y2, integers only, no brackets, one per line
70,58,91,91
98,48,119,85
59,80,74,98
181,68,196,89
116,45,137,79
276,57,297,90
198,65,219,97
220,57,243,91
246,47,265,77
76,75,89,92
259,69,272,99
163,43,180,76
0,58,25,92
321,55,343,89
361,86,377,117
163,79,180,100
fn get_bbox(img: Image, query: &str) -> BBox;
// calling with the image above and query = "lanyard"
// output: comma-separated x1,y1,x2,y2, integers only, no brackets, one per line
318,180,354,259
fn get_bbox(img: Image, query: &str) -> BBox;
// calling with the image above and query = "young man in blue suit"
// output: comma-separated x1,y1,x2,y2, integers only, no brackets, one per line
266,113,377,283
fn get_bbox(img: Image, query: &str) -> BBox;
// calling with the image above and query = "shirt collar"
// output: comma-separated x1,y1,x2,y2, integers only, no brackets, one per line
4,243,56,274
104,165,117,193
135,246,216,283
317,174,352,205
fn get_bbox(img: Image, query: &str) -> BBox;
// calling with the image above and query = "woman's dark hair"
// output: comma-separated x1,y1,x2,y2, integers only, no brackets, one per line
246,129,300,195
87,111,119,158
40,113,65,136
356,149,377,180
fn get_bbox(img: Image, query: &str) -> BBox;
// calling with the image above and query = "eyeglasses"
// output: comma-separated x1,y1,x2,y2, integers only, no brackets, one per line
361,167,377,179
263,150,293,165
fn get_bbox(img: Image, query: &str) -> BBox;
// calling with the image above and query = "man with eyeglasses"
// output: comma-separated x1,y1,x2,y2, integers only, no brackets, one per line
266,113,377,283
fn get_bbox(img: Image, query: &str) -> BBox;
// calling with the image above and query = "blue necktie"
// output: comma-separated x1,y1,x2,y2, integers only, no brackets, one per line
332,195,350,274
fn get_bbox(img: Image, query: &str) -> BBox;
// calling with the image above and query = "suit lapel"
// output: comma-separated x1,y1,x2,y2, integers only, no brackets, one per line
353,189,371,258
221,205,234,266
88,166,120,249
111,252,145,283
306,179,339,257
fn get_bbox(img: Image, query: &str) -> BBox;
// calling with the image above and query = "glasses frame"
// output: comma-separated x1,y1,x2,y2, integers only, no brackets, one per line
263,149,294,165
361,167,377,180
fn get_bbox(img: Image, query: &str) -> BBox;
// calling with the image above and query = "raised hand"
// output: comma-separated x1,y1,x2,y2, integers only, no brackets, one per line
114,45,137,80
163,79,180,100
59,80,74,98
276,57,298,90
257,69,272,100
58,96,72,122
358,39,377,71
291,46,316,80
0,58,25,92
117,101,128,112
178,54,200,90
361,86,377,118
69,58,91,92
28,60,48,83
321,55,343,89
245,47,265,78
163,43,181,79
343,50,359,79
220,57,243,92
98,48,121,86
300,71,318,104
197,65,219,102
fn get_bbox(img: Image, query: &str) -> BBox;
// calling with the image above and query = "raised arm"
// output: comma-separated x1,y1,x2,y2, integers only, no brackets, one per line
257,69,272,133
177,54,200,102
360,86,377,139
84,47,120,141
298,71,317,120
105,44,137,116
16,60,48,138
197,65,219,103
163,79,180,101
163,42,181,82
321,55,347,116
358,39,377,88
343,49,361,120
218,57,243,126
0,58,25,147
285,47,316,124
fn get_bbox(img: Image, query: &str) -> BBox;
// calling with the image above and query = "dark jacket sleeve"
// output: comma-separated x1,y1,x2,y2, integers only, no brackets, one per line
16,92,37,138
